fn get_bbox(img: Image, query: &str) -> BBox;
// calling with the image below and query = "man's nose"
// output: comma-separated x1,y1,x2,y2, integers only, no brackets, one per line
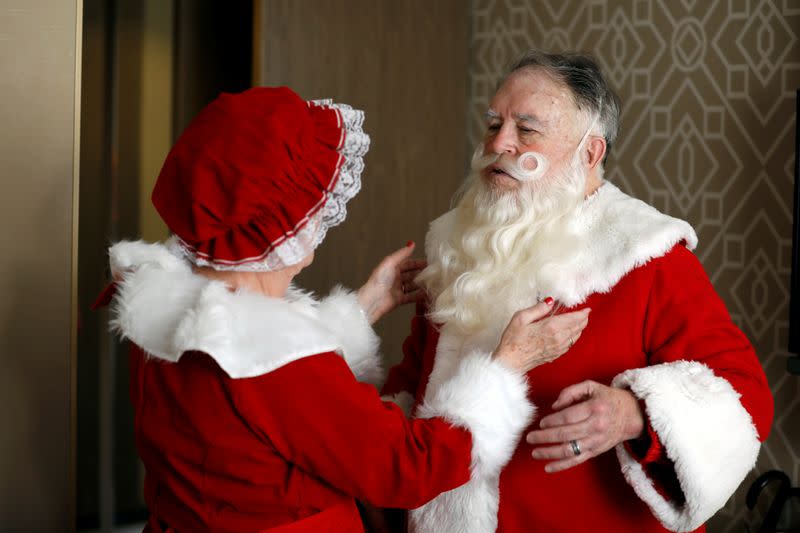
486,127,516,155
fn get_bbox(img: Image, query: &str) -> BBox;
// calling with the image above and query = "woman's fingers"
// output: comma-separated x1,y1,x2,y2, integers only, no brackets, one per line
495,303,592,373
399,270,425,300
399,270,422,283
379,242,417,271
547,309,590,346
359,243,424,324
514,299,556,325
548,308,591,329
398,288,426,305
399,258,427,272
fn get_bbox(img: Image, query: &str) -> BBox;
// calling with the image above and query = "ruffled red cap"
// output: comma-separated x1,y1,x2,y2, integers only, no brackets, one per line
152,86,369,271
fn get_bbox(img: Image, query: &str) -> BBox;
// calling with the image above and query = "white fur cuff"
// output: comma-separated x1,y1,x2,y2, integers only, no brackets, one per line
411,352,534,533
316,285,383,385
613,361,760,532
417,351,534,478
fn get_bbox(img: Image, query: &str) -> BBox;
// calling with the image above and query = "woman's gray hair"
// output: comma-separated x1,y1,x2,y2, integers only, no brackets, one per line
504,50,621,163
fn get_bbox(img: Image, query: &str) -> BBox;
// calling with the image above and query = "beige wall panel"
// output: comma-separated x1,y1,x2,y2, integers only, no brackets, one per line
255,0,469,363
0,1,80,530
467,2,799,531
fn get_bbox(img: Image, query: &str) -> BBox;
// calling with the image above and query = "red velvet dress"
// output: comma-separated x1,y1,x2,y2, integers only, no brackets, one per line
130,348,469,532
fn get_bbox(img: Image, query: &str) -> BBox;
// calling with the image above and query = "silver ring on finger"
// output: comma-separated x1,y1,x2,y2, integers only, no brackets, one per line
569,439,581,456
568,336,575,348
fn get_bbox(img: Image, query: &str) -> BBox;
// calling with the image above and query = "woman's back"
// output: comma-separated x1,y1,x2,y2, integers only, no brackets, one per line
130,346,361,532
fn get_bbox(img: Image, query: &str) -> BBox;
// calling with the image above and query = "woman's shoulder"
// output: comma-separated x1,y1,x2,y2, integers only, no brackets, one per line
111,242,342,379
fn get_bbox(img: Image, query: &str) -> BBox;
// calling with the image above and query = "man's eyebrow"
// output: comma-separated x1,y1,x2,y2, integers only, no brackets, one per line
514,113,544,126
485,110,545,127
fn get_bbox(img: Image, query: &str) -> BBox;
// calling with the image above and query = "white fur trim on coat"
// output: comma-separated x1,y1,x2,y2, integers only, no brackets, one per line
316,285,382,385
110,236,189,277
612,361,760,532
409,329,535,533
427,182,698,307
108,240,382,380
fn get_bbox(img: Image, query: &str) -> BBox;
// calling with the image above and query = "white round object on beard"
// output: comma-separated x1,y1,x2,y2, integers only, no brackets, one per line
509,151,549,182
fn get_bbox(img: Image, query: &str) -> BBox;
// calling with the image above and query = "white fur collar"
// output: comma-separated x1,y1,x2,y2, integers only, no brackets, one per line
108,240,381,380
426,182,698,307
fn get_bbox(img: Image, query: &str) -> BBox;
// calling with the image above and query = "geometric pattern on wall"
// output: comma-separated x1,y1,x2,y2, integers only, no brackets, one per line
470,1,799,530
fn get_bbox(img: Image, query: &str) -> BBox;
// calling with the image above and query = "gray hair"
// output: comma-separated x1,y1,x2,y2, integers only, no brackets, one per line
504,50,621,163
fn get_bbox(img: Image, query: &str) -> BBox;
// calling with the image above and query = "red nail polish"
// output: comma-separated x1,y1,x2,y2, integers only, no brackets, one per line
406,240,414,247
544,297,554,306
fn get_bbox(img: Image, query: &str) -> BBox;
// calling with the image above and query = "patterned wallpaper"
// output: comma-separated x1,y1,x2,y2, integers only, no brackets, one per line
468,1,799,530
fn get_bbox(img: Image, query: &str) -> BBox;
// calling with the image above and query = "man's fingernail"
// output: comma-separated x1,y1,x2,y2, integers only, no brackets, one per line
406,240,414,247
544,297,554,306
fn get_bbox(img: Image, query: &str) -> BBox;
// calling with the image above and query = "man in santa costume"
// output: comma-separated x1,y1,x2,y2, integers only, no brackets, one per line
381,50,774,532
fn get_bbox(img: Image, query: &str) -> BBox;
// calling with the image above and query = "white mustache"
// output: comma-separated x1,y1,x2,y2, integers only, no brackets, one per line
471,148,549,182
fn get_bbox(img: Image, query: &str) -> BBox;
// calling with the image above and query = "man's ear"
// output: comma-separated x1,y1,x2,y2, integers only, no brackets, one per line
585,136,606,169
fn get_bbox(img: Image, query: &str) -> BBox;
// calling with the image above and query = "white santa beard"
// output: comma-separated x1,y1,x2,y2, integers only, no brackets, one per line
421,155,588,337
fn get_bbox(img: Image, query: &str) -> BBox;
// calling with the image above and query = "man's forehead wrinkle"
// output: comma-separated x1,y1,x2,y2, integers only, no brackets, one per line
487,75,580,132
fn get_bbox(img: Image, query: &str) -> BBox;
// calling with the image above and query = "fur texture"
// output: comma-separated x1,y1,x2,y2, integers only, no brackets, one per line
109,240,382,380
612,361,760,532
110,237,188,276
316,285,383,385
410,330,535,533
425,182,698,308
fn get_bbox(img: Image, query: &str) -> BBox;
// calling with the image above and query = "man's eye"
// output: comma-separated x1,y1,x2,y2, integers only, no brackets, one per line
519,127,535,134
487,124,501,131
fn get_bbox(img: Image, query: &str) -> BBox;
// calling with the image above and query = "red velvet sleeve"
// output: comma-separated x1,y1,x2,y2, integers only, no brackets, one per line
630,245,774,502
226,351,472,509
643,245,773,440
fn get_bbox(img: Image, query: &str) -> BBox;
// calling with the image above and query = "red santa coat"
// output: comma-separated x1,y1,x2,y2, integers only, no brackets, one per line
107,240,535,532
382,183,774,533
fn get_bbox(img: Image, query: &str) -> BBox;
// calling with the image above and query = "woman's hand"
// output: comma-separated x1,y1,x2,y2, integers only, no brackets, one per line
492,299,590,373
357,242,427,325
